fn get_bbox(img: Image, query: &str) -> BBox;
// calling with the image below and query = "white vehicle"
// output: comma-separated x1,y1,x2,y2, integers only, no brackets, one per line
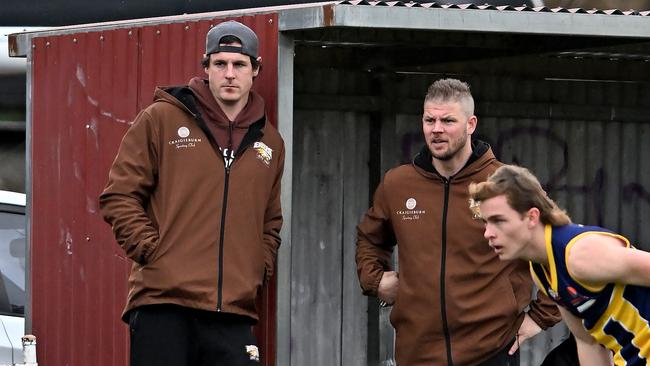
0,190,26,365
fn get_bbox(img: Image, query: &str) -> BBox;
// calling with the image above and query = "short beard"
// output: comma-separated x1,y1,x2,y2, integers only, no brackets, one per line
430,136,468,161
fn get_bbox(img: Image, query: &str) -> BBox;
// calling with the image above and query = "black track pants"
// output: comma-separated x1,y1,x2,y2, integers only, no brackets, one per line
129,304,260,366
478,341,520,366
540,334,579,366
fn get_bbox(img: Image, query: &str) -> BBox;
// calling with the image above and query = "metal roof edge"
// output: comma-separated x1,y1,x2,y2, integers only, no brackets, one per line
277,3,650,38
9,1,650,57
8,2,338,57
278,3,339,30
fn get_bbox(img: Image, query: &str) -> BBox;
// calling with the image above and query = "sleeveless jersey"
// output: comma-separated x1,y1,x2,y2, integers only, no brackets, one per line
529,224,650,366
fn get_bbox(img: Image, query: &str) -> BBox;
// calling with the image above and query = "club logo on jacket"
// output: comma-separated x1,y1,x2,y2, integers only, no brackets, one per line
469,198,481,220
222,148,234,169
168,126,202,149
396,197,426,221
406,198,417,210
177,126,190,138
253,141,273,167
245,345,260,362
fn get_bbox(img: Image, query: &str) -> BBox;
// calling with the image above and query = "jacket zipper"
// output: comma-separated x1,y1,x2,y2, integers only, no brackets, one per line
191,113,228,311
216,164,230,312
188,105,266,313
217,123,235,311
213,122,263,312
440,178,454,366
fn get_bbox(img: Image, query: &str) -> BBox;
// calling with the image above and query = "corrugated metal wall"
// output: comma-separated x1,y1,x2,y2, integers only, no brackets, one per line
29,13,278,366
291,60,650,365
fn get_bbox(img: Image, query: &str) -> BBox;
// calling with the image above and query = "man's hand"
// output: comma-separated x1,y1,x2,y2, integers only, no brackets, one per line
378,271,399,306
509,313,542,355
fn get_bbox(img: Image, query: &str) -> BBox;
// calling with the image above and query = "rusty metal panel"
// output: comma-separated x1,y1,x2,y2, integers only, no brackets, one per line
29,12,278,366
30,28,138,366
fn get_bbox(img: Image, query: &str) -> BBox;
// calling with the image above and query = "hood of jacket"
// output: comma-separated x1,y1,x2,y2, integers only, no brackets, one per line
152,79,265,153
189,77,264,152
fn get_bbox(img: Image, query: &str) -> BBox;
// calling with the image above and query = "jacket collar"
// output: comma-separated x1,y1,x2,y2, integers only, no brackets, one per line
413,139,493,180
154,85,266,153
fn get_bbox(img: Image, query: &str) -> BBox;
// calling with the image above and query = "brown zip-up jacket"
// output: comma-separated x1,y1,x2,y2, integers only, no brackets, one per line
100,86,284,322
356,141,560,366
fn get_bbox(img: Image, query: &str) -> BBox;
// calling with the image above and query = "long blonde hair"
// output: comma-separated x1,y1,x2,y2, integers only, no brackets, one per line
469,165,571,226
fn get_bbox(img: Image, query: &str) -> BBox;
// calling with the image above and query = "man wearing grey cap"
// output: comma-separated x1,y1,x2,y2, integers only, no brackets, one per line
100,20,284,366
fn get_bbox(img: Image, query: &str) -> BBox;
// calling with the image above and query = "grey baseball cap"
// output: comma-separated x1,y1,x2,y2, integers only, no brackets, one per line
205,21,259,58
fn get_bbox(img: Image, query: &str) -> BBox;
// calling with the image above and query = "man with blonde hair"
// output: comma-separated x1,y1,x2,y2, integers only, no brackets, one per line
469,164,650,366
356,78,560,366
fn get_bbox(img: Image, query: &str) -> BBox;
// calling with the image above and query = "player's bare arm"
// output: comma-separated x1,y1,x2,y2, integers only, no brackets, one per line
568,234,650,287
558,307,612,365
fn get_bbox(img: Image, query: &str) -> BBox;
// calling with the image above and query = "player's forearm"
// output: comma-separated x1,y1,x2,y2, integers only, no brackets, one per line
620,249,650,286
576,338,612,365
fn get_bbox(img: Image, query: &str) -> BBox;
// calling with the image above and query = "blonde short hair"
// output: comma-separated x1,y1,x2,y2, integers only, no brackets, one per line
424,78,474,117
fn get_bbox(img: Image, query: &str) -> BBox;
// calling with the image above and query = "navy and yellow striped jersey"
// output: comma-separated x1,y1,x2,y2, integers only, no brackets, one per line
529,224,650,366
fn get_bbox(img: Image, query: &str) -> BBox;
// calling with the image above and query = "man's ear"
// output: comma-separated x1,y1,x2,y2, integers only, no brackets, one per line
527,207,541,228
466,115,478,135
253,56,262,77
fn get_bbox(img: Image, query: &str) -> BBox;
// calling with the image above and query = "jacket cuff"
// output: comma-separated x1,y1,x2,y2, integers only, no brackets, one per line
527,306,560,330
361,271,383,297
138,239,158,265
